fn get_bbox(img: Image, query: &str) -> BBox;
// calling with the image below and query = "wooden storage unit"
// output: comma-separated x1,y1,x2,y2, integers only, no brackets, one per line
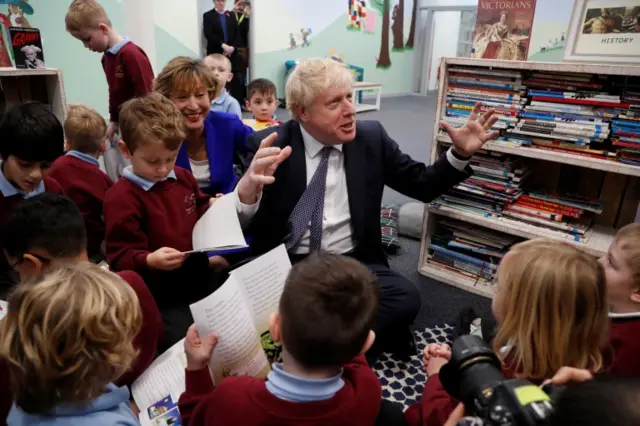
418,58,640,299
0,67,67,124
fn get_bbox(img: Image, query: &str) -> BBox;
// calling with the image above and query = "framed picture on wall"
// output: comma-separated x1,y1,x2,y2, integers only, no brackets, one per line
563,0,640,63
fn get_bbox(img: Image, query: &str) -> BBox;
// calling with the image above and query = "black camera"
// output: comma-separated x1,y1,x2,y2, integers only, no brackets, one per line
440,335,559,426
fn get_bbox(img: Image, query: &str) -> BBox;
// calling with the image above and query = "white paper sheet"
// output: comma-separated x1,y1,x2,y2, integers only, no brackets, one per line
187,194,247,253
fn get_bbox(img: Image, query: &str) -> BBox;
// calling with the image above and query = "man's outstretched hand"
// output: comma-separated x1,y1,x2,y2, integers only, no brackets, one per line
237,132,292,204
439,102,500,157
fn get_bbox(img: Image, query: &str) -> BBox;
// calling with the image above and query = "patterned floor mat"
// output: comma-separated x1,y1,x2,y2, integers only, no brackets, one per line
373,324,453,410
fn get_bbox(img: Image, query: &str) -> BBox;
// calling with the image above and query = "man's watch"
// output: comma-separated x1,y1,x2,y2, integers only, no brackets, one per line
450,148,472,161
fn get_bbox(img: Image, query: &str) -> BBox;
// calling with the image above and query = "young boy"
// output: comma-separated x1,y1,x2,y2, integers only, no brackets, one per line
599,223,640,376
0,263,141,426
203,53,242,119
178,252,383,425
0,103,64,293
103,93,218,348
242,78,283,130
1,193,163,389
65,0,154,179
48,105,113,260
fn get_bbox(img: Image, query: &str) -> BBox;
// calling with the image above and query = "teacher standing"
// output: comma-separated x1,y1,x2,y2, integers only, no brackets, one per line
153,57,252,196
233,58,499,362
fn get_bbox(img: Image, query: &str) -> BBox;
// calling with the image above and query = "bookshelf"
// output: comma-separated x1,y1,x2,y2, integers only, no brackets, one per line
419,58,640,298
0,67,68,124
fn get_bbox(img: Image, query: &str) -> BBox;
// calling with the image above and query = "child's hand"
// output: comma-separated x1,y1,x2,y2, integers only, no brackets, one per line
106,121,119,141
209,255,230,272
422,343,451,367
147,247,185,270
209,193,224,206
185,324,218,371
425,355,449,377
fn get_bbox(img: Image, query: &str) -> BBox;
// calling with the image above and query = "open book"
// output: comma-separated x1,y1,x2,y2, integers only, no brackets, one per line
131,244,291,422
183,193,248,254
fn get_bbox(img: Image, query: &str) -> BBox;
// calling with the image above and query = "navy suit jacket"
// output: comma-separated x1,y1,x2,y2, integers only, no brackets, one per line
244,120,470,265
176,111,253,196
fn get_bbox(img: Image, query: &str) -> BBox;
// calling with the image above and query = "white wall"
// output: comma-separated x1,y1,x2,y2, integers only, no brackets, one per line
123,0,156,68
419,0,477,8
428,10,460,91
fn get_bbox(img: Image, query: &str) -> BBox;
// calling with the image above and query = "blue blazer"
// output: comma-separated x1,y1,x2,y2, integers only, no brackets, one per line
176,111,253,195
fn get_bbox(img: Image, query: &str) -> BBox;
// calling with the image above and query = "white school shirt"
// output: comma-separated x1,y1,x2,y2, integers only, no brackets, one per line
234,124,469,254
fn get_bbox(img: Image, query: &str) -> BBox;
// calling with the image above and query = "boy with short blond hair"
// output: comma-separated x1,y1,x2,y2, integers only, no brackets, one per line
48,105,113,259
243,78,283,130
178,252,384,426
104,93,218,347
66,0,154,151
204,53,242,119
0,263,141,425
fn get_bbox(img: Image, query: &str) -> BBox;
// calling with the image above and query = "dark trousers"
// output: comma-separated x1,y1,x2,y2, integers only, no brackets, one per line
228,50,247,106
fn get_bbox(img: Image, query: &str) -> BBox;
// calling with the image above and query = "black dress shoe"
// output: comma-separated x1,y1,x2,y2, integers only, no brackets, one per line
391,327,417,362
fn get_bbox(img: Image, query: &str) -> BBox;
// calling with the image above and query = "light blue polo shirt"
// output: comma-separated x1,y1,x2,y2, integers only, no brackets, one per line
0,161,45,199
121,166,177,191
210,90,242,119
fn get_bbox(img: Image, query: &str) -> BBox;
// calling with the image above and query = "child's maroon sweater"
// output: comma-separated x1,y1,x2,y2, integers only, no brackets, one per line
607,313,640,376
178,355,382,426
48,154,113,256
101,41,154,124
103,167,212,307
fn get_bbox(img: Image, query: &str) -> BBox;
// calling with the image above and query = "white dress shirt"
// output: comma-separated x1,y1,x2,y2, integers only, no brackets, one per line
235,124,469,254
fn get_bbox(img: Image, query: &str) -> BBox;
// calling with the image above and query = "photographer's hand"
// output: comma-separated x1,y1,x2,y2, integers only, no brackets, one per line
547,367,593,385
443,404,466,426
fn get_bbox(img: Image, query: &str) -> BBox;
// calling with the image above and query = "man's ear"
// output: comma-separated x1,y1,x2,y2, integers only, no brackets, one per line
21,254,45,276
294,105,307,123
359,330,376,355
269,312,281,343
630,288,640,305
118,140,131,159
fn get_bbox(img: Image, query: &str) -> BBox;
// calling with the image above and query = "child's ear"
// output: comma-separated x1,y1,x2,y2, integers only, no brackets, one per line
269,312,281,343
99,23,109,34
64,140,70,152
630,288,640,305
227,72,233,83
100,140,108,153
359,330,376,355
118,140,131,159
245,100,252,111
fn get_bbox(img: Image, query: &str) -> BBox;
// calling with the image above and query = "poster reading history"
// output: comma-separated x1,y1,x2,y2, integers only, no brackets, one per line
472,0,538,60
574,0,640,56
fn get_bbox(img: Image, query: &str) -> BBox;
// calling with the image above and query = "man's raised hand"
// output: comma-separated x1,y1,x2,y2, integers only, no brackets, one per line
439,102,500,157
237,132,292,204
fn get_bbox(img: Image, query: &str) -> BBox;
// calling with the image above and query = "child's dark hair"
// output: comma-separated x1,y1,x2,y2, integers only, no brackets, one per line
0,103,64,162
2,193,87,260
548,375,640,426
247,78,277,100
279,252,379,369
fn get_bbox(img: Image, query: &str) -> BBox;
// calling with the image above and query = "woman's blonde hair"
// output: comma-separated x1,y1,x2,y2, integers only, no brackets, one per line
153,56,219,104
0,263,141,414
285,57,354,120
614,223,640,287
493,239,608,380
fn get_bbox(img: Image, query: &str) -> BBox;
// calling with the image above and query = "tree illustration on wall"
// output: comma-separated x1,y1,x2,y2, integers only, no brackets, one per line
391,0,404,51
371,0,391,68
406,0,417,49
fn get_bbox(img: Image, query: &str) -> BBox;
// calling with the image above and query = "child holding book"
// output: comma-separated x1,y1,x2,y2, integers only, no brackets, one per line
48,105,113,261
103,93,220,348
0,103,64,295
178,252,384,425
203,53,242,119
243,78,283,131
405,239,609,426
0,263,141,426
599,223,640,375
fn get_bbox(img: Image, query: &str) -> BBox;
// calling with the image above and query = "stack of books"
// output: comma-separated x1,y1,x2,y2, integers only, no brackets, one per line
443,67,526,140
427,218,521,284
503,191,603,242
435,152,530,215
612,88,640,166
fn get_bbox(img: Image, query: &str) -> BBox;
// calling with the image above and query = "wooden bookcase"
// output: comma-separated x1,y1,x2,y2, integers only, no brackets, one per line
0,67,67,124
418,58,640,299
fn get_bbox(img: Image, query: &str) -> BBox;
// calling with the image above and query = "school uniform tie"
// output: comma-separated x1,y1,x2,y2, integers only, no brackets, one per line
284,146,332,252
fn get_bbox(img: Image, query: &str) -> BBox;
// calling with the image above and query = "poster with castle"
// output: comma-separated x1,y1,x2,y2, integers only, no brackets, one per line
472,0,538,60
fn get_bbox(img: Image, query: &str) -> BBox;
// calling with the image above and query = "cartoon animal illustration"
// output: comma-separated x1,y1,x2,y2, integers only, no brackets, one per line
0,0,33,29
348,0,367,29
21,44,44,68
300,28,311,47
289,32,296,49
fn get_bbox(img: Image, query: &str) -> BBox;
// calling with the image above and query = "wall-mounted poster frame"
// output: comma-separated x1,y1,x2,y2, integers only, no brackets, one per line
564,0,640,63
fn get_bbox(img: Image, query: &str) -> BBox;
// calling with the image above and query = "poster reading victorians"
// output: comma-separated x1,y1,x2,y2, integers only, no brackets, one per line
574,0,640,56
472,0,538,60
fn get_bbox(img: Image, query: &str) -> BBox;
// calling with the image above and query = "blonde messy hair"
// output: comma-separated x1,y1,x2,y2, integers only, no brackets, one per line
153,56,219,105
285,58,354,120
614,223,640,287
493,239,608,380
64,104,107,154
119,92,186,152
65,0,112,32
0,263,141,414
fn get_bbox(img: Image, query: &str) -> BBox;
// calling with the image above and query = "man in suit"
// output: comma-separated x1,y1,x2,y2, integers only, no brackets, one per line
203,0,236,56
233,58,499,362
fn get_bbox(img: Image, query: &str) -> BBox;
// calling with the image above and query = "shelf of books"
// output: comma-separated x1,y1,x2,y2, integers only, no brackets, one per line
419,58,640,298
0,67,67,124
